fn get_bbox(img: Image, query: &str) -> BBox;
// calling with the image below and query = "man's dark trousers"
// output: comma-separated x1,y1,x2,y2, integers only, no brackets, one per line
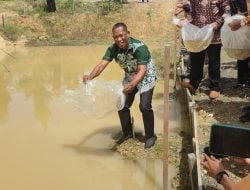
189,44,221,91
118,87,154,140
237,59,249,85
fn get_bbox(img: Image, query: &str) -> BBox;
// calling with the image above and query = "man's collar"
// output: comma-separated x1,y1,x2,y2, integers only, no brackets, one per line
128,37,132,49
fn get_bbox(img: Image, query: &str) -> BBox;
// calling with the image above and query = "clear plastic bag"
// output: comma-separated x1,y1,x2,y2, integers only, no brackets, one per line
64,80,125,119
172,16,181,26
182,23,214,52
221,15,250,60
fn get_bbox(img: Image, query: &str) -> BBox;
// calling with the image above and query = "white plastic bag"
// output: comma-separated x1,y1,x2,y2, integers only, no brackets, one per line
172,16,181,26
64,80,125,119
221,15,250,60
182,23,214,52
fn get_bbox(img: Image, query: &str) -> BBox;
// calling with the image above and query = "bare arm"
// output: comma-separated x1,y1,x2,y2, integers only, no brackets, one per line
83,59,110,83
214,0,231,28
201,154,235,190
174,1,192,28
221,175,235,190
223,158,250,190
233,175,250,190
123,64,147,94
174,3,185,16
202,155,250,190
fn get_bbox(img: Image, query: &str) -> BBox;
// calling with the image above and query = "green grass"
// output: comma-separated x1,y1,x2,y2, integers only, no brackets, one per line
1,22,23,41
152,48,164,79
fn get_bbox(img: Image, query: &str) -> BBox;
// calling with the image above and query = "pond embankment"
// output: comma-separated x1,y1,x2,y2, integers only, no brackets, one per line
180,52,250,189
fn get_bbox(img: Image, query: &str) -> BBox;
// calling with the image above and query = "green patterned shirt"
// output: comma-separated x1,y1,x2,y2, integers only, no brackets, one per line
103,37,156,93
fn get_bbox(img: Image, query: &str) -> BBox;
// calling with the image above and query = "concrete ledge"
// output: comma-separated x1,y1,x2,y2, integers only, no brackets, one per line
178,57,203,190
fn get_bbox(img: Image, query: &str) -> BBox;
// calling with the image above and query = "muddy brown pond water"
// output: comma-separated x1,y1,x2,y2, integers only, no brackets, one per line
0,45,190,190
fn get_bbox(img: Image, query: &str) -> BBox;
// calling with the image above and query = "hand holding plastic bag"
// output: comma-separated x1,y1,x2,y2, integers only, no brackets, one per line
221,15,250,60
172,16,181,26
64,80,125,119
181,23,214,52
172,16,189,28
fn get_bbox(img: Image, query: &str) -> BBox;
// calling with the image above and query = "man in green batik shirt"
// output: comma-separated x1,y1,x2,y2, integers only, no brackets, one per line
83,22,157,149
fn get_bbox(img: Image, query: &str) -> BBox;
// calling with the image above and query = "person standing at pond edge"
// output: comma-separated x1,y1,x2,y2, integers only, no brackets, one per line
229,0,250,89
83,22,157,149
227,8,250,122
179,0,231,99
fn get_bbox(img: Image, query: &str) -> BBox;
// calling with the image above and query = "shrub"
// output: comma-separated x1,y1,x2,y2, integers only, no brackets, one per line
95,0,122,15
152,49,164,79
2,22,22,41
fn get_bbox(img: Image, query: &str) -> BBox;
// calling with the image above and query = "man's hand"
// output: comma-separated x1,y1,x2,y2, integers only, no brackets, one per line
228,19,241,31
82,60,110,84
211,22,219,31
123,65,146,94
245,16,250,26
123,83,135,94
201,154,225,178
223,157,250,165
174,3,184,16
83,75,90,84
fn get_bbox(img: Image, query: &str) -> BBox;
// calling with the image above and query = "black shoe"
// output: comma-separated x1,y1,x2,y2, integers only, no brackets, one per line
116,134,133,145
242,105,250,112
144,135,157,149
239,111,250,122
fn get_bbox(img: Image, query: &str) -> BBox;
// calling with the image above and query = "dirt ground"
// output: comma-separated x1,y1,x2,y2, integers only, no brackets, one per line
195,64,250,126
111,129,193,189
194,63,250,189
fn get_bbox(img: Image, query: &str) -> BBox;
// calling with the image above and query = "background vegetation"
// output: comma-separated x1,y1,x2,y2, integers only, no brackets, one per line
0,0,178,78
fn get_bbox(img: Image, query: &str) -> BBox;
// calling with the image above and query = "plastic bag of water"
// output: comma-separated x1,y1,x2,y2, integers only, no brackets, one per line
221,15,250,60
64,80,125,119
182,23,214,52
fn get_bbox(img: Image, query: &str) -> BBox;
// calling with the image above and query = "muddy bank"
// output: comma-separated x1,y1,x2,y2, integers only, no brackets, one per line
0,36,15,64
113,85,193,189
0,0,173,47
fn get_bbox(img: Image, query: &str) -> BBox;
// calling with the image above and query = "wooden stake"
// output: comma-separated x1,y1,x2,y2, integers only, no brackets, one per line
173,26,177,89
163,45,170,190
2,14,4,28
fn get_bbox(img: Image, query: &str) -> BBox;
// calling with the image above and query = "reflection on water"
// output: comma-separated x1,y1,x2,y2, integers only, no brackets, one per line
0,73,10,123
0,46,165,190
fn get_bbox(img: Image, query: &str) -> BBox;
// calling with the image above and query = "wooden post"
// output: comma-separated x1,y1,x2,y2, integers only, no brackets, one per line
172,0,182,89
173,27,177,89
163,45,170,190
2,14,4,28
